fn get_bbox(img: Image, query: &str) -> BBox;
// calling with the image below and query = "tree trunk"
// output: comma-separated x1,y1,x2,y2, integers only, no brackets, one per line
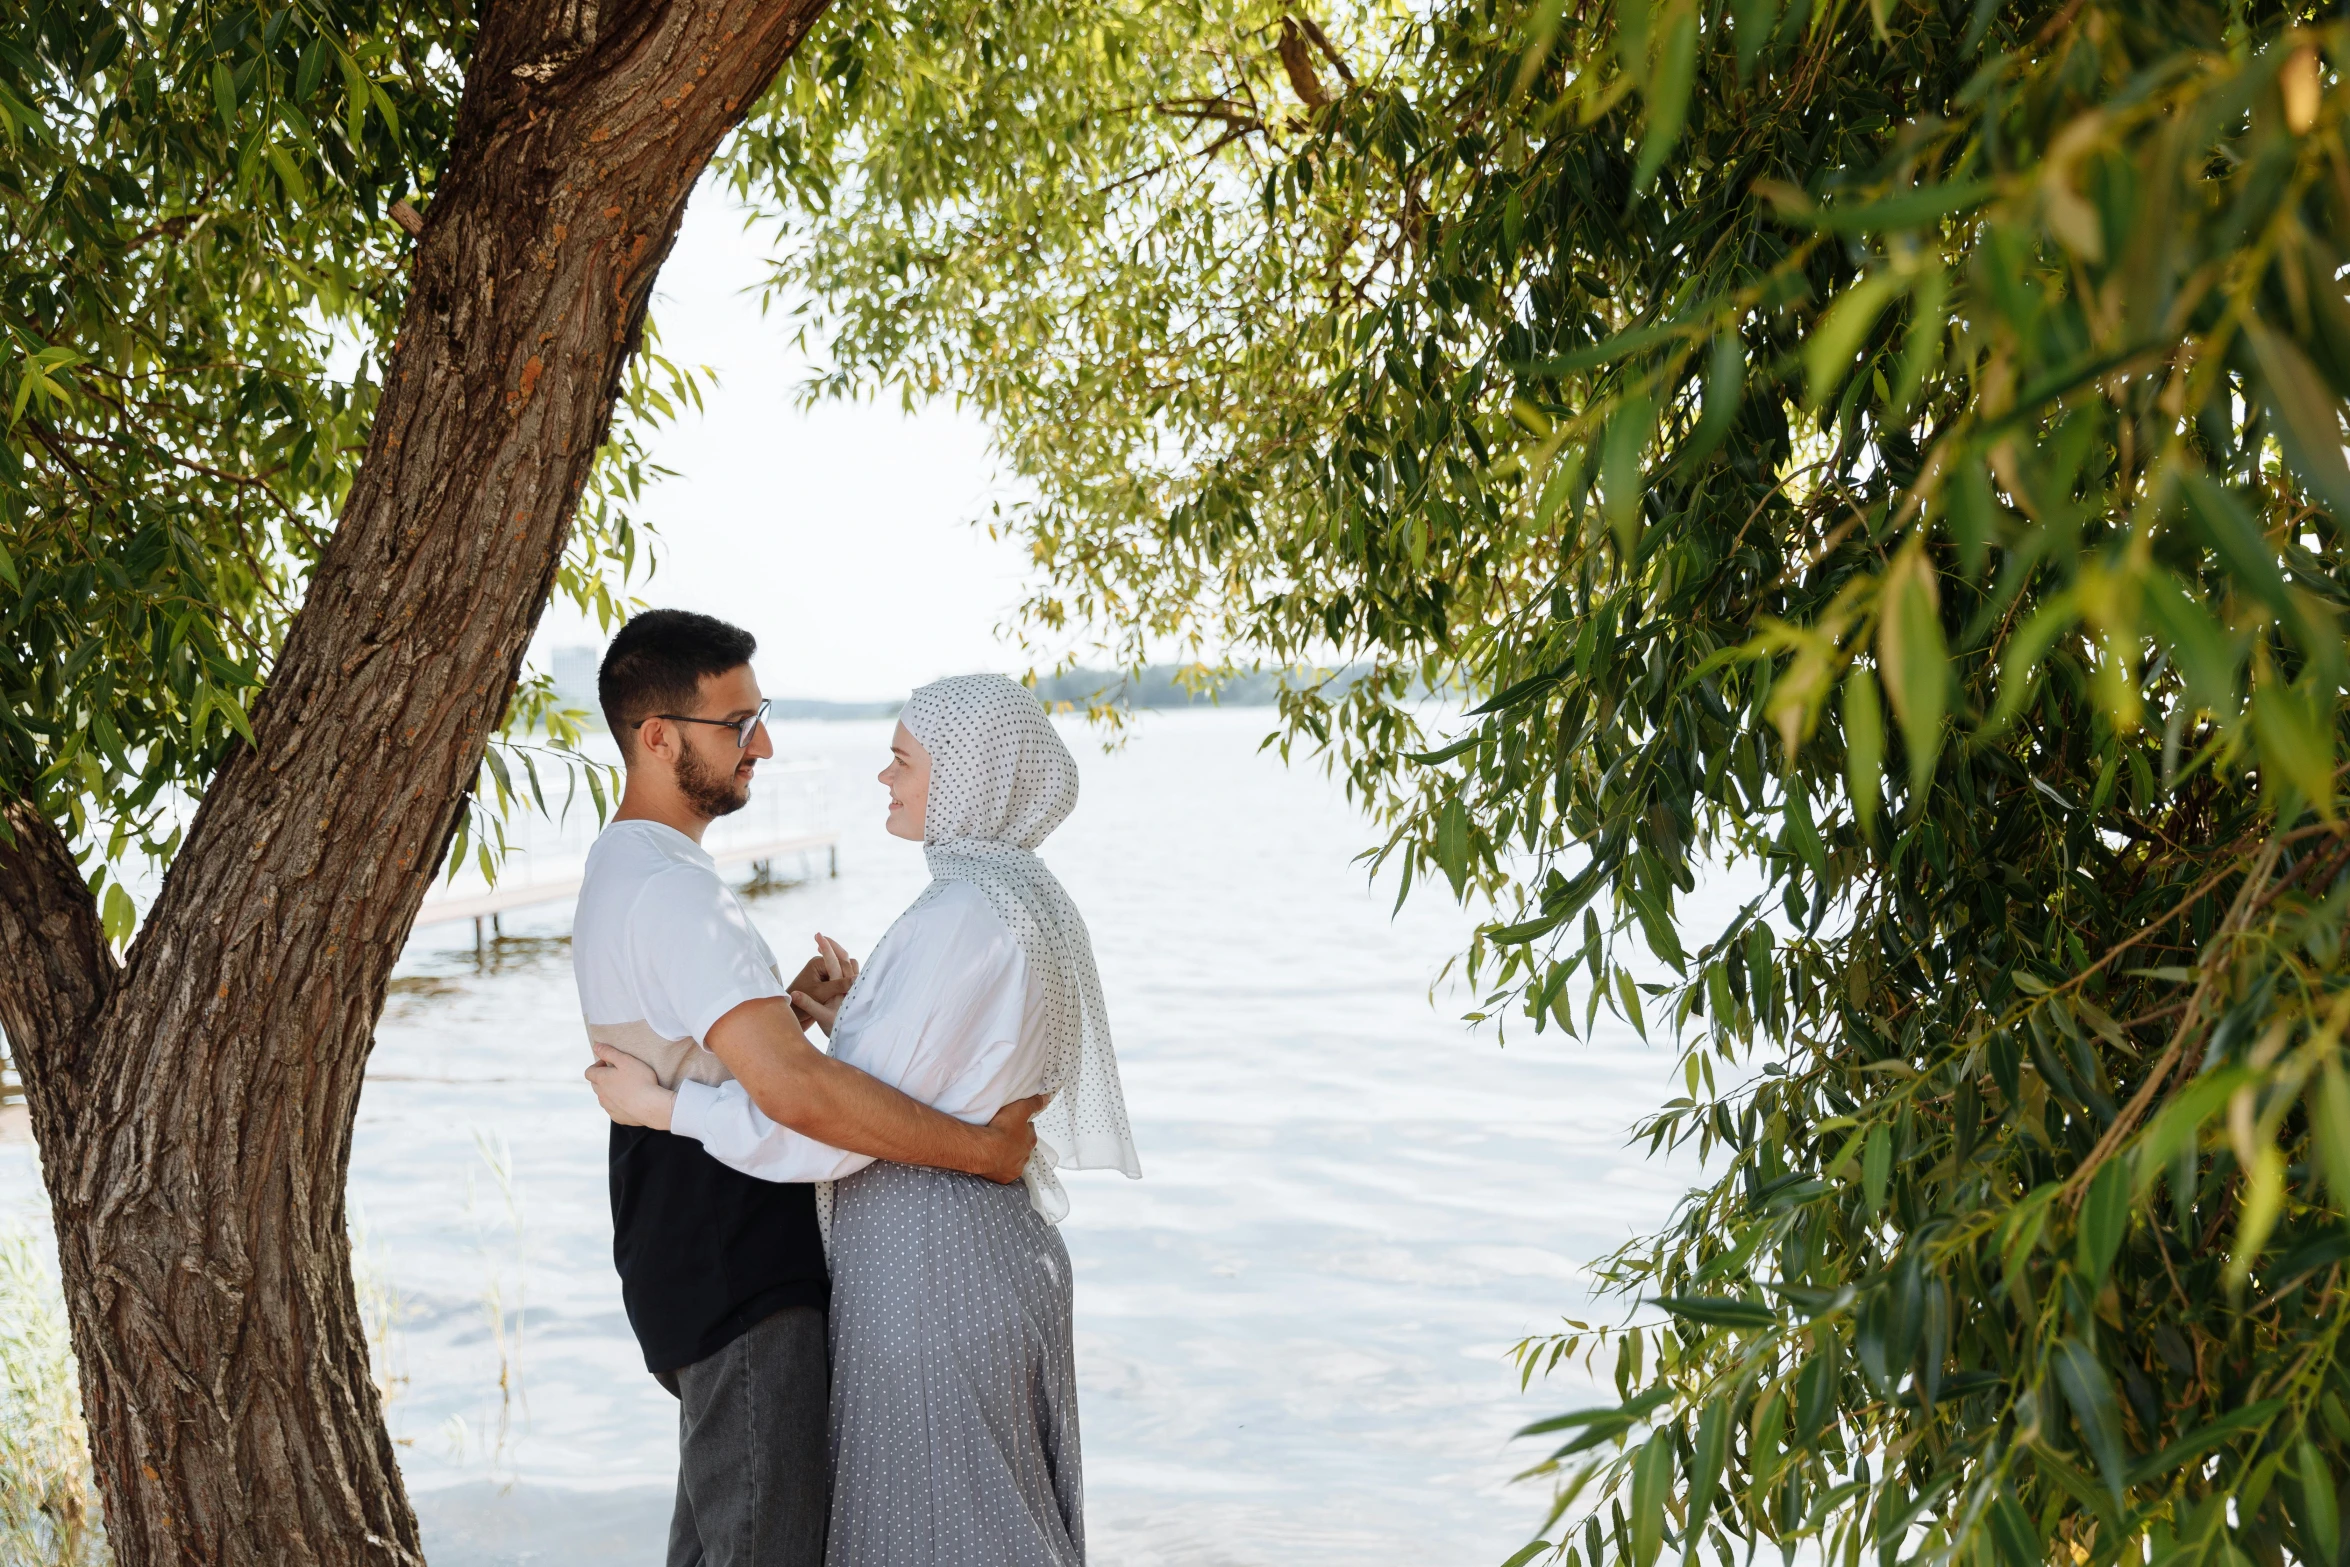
0,0,829,1558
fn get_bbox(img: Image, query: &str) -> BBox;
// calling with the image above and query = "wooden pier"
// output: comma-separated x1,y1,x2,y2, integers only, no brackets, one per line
414,831,839,957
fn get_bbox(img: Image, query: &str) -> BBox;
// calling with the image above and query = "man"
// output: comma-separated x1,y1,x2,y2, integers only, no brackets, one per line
573,608,1042,1567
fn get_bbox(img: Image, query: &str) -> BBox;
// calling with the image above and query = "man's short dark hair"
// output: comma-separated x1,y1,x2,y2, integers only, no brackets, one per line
599,609,757,758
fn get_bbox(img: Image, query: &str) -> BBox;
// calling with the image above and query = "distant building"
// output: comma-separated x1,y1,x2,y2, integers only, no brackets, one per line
551,644,602,724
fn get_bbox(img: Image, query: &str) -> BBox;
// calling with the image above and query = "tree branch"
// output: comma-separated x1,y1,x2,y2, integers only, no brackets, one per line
1294,13,1356,85
0,800,114,1101
1278,17,1345,106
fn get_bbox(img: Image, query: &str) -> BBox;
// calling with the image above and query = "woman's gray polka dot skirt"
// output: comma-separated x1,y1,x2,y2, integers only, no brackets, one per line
826,1160,1084,1566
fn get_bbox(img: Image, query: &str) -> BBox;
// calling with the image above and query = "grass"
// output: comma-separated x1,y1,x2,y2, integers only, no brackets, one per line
0,1229,102,1566
437,1130,531,1482
350,1203,409,1414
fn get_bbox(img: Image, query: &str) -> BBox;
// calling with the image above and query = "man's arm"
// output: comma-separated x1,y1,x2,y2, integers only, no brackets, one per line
702,996,1035,1181
588,1043,1043,1185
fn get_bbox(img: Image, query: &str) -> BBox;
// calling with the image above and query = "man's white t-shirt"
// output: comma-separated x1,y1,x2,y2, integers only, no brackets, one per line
572,819,865,1181
575,818,851,1370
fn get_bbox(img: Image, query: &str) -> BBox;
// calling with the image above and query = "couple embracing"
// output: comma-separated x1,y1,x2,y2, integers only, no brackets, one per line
570,609,1139,1566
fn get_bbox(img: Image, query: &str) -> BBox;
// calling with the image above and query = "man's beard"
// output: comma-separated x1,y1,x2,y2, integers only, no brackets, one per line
676,745,751,819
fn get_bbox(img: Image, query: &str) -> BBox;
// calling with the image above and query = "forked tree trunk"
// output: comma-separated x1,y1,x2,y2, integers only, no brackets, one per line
0,0,828,1558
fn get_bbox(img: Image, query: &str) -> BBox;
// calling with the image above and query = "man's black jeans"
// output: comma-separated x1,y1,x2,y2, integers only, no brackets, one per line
660,1306,830,1567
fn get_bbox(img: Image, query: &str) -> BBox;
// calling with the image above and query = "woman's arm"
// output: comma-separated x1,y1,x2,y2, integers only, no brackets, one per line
587,1042,872,1181
587,998,1043,1183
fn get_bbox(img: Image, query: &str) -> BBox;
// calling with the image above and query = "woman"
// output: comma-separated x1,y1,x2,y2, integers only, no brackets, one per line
608,672,1140,1566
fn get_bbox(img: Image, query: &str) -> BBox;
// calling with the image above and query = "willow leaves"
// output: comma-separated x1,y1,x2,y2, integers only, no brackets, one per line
739,4,2350,1564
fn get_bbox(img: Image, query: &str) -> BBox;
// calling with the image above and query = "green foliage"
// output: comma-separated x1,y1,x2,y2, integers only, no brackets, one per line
750,1,2350,1563
2,0,457,865
1,1,686,920
723,0,1405,662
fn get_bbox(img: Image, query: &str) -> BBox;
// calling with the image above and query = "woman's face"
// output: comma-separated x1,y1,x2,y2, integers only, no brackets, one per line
878,722,932,841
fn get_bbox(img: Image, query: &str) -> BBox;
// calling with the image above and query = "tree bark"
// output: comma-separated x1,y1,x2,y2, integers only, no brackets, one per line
0,0,829,1559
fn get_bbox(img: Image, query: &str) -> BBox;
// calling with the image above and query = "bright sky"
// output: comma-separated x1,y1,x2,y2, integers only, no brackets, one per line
531,177,1036,703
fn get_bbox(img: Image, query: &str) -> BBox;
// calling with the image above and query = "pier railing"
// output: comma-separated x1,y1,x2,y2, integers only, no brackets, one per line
415,757,836,955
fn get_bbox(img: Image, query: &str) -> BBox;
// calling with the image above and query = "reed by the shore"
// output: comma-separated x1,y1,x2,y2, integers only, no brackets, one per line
0,1230,102,1566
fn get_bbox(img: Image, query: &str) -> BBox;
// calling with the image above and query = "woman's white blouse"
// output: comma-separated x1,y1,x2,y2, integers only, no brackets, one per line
669,881,1050,1187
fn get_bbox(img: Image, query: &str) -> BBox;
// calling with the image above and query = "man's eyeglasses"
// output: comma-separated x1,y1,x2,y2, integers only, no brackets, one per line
635,699,772,749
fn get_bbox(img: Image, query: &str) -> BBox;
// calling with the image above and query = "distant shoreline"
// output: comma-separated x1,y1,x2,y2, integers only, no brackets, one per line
546,658,1362,727
764,697,905,721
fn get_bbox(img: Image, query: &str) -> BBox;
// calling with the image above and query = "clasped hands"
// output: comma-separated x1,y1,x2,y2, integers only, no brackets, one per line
787,930,862,1032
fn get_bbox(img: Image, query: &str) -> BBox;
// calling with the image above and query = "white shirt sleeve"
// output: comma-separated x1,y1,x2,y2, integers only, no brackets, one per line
626,864,789,1045
669,886,1044,1183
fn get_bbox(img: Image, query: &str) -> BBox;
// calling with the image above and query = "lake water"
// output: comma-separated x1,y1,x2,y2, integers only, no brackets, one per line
0,708,1719,1565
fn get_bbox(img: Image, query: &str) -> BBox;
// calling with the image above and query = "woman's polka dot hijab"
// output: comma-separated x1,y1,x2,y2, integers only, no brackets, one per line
901,673,1141,1218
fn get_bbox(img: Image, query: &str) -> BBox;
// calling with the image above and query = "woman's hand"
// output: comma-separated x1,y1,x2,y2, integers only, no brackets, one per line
788,932,860,1035
586,1043,675,1130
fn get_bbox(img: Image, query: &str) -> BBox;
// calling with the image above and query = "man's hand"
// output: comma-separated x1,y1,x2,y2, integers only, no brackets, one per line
586,1043,676,1131
786,933,859,1035
978,1094,1050,1184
